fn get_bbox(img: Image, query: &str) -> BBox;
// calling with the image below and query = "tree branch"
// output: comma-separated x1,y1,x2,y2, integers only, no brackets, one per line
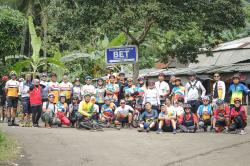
138,18,155,44
121,27,139,45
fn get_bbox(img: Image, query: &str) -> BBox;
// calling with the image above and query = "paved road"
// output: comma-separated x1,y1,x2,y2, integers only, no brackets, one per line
1,124,250,166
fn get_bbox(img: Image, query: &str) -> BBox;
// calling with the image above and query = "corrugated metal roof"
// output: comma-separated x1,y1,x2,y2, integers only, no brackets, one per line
139,63,250,78
213,36,250,51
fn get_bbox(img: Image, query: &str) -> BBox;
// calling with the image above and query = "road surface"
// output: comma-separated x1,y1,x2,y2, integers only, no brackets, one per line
1,124,250,166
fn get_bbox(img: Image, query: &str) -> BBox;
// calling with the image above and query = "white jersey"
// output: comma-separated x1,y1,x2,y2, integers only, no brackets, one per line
115,105,134,115
19,81,31,98
155,81,170,96
59,82,73,99
143,88,160,106
81,84,96,96
185,80,206,101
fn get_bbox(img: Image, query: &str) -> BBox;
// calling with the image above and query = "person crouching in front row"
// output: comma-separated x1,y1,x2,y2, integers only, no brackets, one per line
178,103,198,133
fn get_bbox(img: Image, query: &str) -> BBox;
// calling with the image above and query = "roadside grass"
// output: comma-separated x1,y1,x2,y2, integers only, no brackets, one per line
0,129,18,161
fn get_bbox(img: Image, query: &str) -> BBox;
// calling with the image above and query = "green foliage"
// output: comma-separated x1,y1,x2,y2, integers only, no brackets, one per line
0,6,26,65
12,16,64,77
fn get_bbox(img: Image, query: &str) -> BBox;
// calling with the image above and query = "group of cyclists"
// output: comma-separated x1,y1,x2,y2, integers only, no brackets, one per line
0,66,249,135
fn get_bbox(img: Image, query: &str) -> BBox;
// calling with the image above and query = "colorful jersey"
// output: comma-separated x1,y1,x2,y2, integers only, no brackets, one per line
172,86,185,103
213,106,230,119
48,81,60,103
5,79,19,97
101,103,116,117
139,109,158,121
124,85,136,101
166,106,176,117
134,85,146,97
178,113,198,125
95,86,105,104
59,82,73,100
105,83,119,98
228,83,250,104
197,104,213,120
230,106,247,121
78,101,94,117
56,102,68,113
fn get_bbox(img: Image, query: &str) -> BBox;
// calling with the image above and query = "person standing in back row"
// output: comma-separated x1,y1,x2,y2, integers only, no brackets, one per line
185,72,206,113
155,73,170,105
212,72,226,107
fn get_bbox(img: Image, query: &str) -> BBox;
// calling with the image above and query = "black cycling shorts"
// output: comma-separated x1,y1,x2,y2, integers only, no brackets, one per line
6,96,18,108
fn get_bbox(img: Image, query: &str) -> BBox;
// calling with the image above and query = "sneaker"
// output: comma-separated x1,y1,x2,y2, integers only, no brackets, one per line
204,127,207,132
12,120,19,126
156,129,163,134
172,129,177,134
146,127,150,132
138,128,145,132
239,130,247,135
211,128,216,133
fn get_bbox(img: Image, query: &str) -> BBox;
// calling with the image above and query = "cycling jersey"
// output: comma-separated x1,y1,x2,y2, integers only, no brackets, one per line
197,104,213,120
5,79,19,97
48,81,60,103
106,83,119,98
19,81,32,98
143,88,160,106
95,86,105,104
228,83,250,104
139,109,158,122
155,81,170,97
81,84,96,97
59,82,73,100
115,105,133,116
78,101,94,117
124,85,136,101
57,102,68,113
101,103,116,117
172,86,185,103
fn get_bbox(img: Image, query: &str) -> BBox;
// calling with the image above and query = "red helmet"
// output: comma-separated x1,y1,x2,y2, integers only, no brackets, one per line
1,76,8,81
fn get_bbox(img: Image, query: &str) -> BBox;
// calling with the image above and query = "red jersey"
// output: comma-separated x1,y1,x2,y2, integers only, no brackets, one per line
213,106,230,119
230,106,247,121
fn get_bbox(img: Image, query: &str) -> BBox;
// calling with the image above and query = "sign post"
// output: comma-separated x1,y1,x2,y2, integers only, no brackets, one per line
105,45,138,64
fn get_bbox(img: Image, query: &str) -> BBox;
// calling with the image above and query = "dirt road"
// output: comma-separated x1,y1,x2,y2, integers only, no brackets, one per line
1,124,250,166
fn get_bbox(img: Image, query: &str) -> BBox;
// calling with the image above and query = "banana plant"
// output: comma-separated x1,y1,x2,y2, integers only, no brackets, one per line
12,16,64,78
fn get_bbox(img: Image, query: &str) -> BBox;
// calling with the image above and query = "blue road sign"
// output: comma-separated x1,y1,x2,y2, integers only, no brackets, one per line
105,45,138,64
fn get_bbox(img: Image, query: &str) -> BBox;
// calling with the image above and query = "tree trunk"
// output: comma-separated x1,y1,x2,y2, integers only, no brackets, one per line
132,44,140,82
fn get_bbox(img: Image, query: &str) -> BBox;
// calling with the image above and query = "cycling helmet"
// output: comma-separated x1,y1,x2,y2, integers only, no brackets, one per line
183,103,192,109
97,77,104,81
50,72,57,77
9,71,17,76
72,95,79,100
216,99,224,106
48,93,55,98
59,93,66,99
127,77,133,82
104,96,110,101
84,93,91,97
41,72,47,77
74,77,80,82
85,76,92,80
202,96,210,101
234,98,241,103
137,77,144,81
1,76,8,81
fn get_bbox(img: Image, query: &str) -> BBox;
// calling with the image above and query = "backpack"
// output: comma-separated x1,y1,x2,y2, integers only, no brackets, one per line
187,80,202,97
183,113,194,127
46,102,56,114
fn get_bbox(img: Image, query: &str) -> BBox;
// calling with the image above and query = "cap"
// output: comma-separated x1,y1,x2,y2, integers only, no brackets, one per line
216,99,224,106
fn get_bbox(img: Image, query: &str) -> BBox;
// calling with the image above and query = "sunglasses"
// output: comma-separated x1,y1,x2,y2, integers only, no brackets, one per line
120,102,126,104
214,75,220,78
49,96,55,99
